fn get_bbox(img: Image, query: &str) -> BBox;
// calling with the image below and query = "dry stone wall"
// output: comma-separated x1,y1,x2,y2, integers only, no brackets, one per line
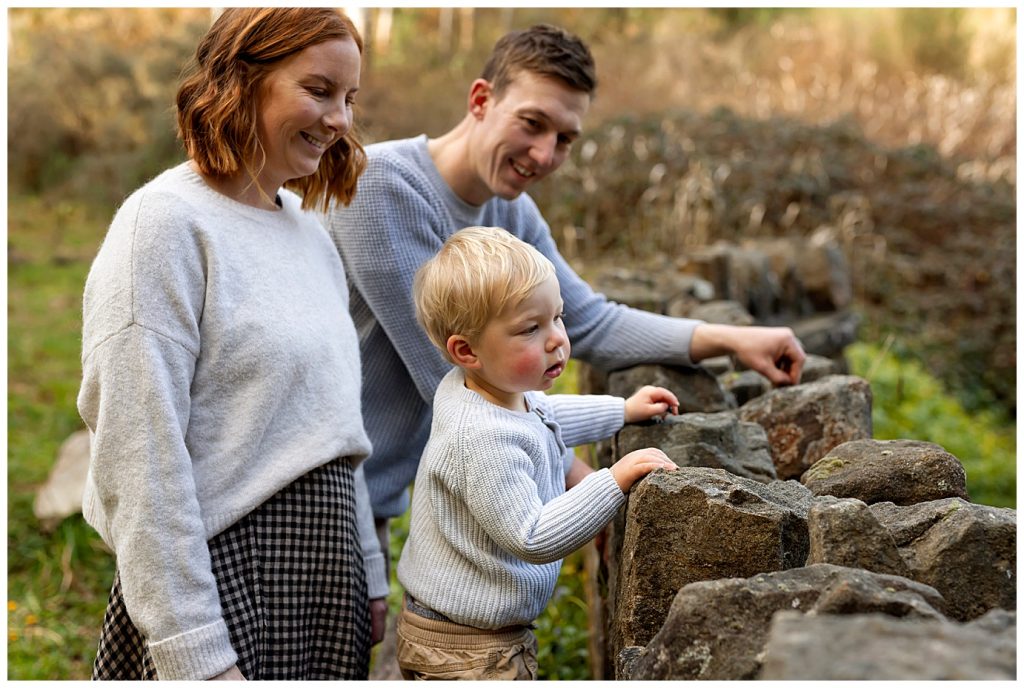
582,236,1016,680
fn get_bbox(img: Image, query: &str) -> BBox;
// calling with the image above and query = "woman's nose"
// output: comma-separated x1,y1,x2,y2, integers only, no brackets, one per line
324,100,352,137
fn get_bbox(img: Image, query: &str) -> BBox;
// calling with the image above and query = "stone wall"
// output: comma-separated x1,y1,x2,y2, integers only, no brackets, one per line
581,235,1016,680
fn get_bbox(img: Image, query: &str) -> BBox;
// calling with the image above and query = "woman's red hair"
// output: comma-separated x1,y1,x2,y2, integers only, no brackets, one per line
176,8,366,211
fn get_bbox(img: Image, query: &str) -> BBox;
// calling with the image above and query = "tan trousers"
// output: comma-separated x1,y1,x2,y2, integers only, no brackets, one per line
395,601,538,680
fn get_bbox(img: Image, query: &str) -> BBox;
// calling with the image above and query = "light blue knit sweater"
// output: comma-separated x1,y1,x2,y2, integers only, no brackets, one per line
327,135,702,520
397,367,628,629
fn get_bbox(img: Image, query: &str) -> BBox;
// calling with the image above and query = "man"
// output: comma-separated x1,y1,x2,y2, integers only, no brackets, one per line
326,23,805,563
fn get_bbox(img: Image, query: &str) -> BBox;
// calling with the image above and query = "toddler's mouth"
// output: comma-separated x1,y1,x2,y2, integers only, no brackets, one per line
544,362,564,379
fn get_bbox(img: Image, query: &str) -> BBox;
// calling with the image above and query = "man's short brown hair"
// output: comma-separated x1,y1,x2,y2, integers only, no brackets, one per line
176,8,366,212
481,24,597,99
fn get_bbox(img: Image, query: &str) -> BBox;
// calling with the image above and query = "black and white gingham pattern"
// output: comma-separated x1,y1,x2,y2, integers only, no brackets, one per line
92,458,370,680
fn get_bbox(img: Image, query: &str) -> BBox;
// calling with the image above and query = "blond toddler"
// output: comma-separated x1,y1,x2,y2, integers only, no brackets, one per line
395,226,679,680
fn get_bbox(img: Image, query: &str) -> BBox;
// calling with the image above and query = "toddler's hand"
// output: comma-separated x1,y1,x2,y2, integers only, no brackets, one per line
624,385,680,424
610,447,677,493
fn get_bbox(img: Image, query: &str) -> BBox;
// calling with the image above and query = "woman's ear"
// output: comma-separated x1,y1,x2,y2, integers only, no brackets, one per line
447,334,480,368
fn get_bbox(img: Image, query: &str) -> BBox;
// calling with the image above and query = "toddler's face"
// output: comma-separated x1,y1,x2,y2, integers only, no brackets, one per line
466,273,571,407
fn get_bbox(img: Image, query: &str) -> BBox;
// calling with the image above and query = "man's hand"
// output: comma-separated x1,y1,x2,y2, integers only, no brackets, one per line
370,597,388,645
609,448,677,493
624,385,680,424
691,323,805,386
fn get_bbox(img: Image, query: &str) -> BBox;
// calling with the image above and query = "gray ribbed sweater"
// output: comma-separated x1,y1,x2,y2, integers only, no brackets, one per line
78,163,381,680
396,367,627,629
327,134,702,520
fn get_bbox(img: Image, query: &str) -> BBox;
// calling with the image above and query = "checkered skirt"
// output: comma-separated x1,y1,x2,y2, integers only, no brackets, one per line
91,458,371,680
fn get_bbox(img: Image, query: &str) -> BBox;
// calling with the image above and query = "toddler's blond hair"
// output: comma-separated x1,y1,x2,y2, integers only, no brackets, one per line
414,226,555,363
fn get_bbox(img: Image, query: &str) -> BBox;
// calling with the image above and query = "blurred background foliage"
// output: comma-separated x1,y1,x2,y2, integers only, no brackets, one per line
7,6,1016,680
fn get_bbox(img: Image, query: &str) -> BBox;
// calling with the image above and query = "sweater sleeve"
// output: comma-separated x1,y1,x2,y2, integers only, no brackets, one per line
353,462,388,598
325,154,453,405
513,198,704,371
77,194,235,680
461,433,625,565
542,394,625,448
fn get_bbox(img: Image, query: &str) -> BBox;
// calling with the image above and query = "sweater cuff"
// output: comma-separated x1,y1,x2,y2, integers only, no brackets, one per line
592,467,629,502
364,550,390,600
147,618,237,680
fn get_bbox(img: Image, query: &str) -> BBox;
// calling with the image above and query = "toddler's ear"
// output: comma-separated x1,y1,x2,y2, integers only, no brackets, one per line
447,335,480,368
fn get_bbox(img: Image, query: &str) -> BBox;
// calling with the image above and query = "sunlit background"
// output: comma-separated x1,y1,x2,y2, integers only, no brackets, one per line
7,7,1016,679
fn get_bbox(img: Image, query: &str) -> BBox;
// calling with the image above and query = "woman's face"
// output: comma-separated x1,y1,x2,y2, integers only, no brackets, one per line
254,36,361,192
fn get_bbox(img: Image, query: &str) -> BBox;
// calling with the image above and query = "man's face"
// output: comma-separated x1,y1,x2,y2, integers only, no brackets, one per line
466,71,590,205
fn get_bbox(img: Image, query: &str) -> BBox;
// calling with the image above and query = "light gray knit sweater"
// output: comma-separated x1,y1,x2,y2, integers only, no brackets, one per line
396,367,628,629
78,163,382,680
327,134,702,521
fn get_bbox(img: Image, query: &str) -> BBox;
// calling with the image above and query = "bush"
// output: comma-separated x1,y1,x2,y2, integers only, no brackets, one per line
848,340,1016,508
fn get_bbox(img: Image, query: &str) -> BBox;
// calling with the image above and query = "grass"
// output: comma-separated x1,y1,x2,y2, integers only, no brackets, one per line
7,196,115,679
847,339,1016,509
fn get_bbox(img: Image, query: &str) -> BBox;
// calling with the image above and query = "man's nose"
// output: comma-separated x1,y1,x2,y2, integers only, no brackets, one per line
530,134,558,169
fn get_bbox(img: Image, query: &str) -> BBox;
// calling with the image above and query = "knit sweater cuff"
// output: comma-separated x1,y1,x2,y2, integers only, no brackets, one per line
590,467,629,502
147,618,237,680
364,550,390,599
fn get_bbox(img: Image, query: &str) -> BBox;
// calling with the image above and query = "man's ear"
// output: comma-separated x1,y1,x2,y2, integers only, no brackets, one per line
447,334,480,368
468,79,493,120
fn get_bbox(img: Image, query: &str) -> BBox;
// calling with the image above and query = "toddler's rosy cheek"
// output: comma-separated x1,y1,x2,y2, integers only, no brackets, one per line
511,354,540,379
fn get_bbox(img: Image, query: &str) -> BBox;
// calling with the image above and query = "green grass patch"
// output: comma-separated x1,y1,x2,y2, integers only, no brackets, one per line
8,196,116,679
848,340,1016,508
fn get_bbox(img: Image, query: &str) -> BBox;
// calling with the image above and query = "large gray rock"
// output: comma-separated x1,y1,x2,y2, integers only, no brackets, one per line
34,429,91,531
607,363,736,413
870,498,1016,621
801,438,969,505
751,230,854,318
681,243,780,320
759,610,1016,680
738,375,872,480
616,646,645,681
722,354,841,406
797,353,844,383
615,412,776,483
627,564,945,680
790,310,862,360
591,266,712,315
687,299,754,326
614,468,812,654
794,226,854,312
806,496,911,578
720,369,770,406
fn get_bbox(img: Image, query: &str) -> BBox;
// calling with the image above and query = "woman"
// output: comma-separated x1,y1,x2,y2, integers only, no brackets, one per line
78,8,386,680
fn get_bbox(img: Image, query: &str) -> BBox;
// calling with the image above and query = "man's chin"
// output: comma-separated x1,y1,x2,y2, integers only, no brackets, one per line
495,185,528,201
